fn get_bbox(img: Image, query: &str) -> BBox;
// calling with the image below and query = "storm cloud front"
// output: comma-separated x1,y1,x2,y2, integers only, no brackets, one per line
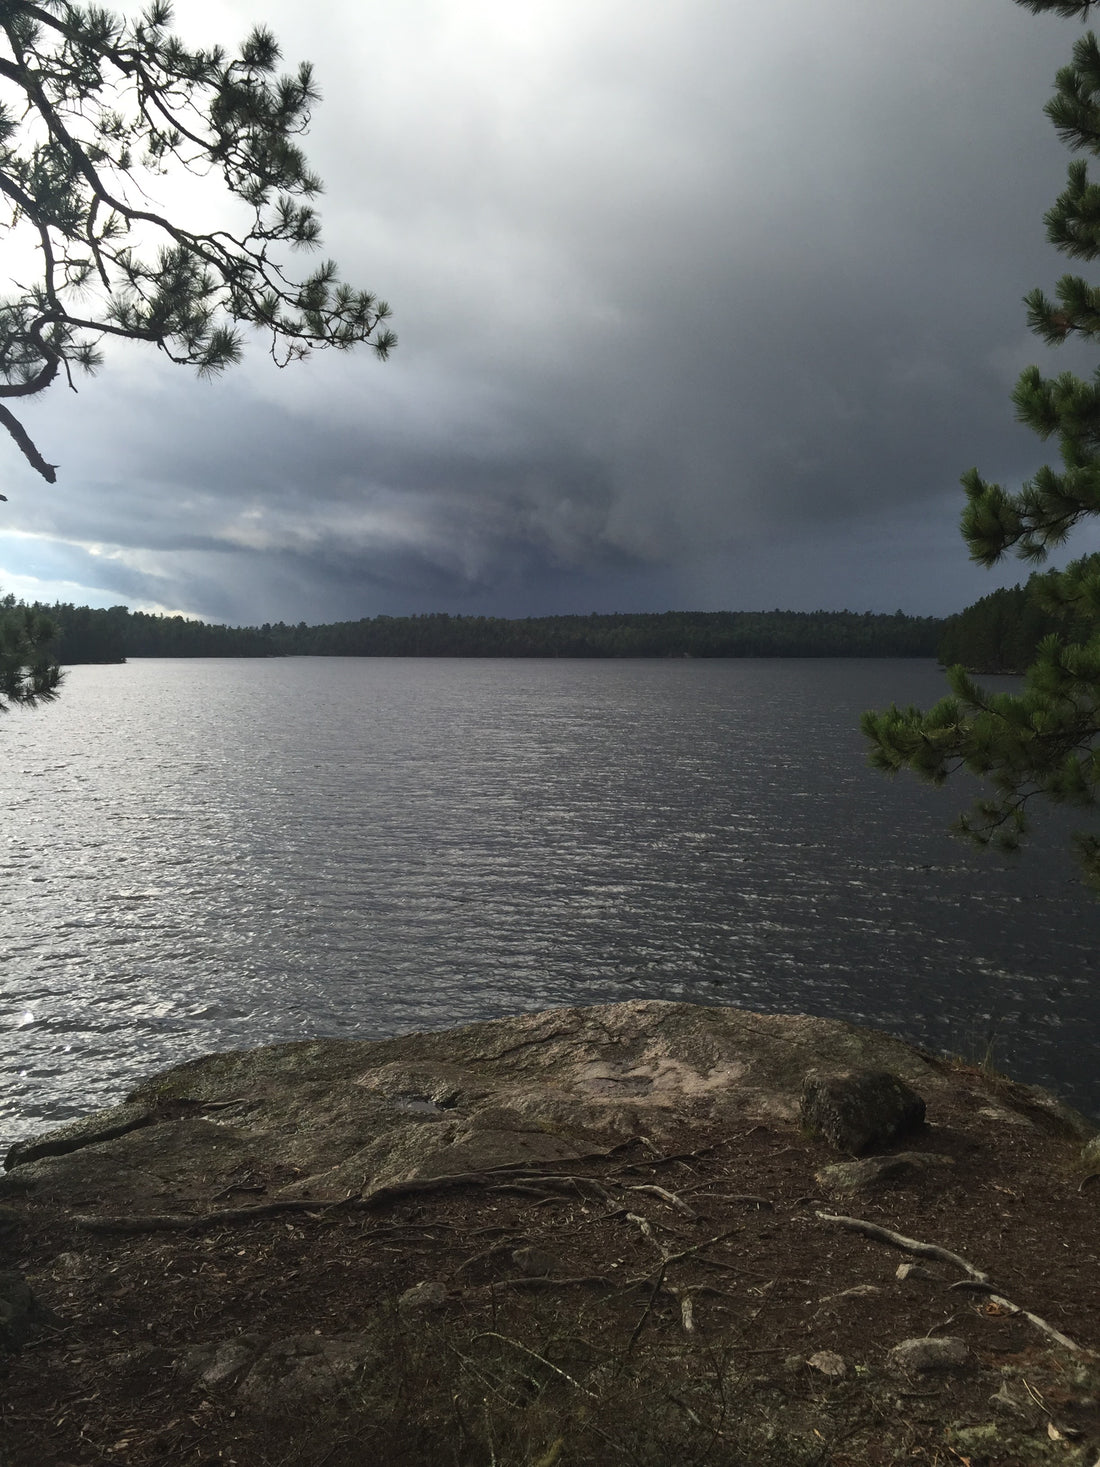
0,0,1093,624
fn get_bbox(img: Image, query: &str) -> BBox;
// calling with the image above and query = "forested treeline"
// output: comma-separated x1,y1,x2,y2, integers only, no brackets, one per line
935,560,1100,672
21,604,944,663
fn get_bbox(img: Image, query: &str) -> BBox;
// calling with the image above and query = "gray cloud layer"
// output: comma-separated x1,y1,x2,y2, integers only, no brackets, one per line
1,0,1094,622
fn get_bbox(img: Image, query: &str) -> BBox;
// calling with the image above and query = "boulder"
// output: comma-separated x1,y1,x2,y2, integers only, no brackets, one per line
800,1069,926,1155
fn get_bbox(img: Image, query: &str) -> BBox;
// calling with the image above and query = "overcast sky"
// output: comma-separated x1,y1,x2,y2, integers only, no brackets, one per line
1,0,1097,624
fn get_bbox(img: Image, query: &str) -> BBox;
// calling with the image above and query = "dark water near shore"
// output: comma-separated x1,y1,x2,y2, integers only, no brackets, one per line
2,655,1098,1147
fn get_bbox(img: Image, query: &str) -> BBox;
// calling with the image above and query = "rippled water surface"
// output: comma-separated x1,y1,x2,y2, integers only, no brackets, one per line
2,655,1099,1145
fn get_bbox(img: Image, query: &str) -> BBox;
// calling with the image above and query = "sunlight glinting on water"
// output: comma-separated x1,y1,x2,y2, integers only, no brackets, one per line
2,654,1099,1147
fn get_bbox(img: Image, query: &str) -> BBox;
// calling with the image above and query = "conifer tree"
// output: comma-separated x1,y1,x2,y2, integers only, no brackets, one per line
0,593,60,710
863,0,1100,885
0,0,395,487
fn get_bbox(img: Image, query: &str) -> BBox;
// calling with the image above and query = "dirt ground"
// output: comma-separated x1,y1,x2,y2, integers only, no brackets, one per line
2,1064,1100,1467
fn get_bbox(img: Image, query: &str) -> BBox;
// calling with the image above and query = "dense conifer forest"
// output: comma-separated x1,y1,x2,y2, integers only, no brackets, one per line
935,559,1100,673
11,602,945,664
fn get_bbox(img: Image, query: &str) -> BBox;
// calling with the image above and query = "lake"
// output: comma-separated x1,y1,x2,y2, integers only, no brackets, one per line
2,655,1098,1147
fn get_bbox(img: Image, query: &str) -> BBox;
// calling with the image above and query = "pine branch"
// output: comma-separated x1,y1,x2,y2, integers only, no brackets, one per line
0,0,395,484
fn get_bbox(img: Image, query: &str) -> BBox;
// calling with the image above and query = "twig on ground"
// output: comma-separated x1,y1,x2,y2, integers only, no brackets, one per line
471,1333,597,1398
979,1294,1080,1352
687,1192,773,1210
625,1184,699,1219
453,1241,528,1276
73,1201,326,1232
661,1228,742,1266
627,1212,666,1258
608,1140,732,1176
72,1164,578,1231
625,1261,668,1355
74,1159,635,1232
475,1274,612,1292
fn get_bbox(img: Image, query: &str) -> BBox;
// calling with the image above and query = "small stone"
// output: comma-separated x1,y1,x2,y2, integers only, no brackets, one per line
236,1334,375,1412
51,1252,90,1279
0,1271,56,1351
815,1153,953,1196
179,1333,265,1387
511,1246,559,1277
397,1280,448,1312
800,1070,926,1155
807,1350,847,1378
887,1337,970,1374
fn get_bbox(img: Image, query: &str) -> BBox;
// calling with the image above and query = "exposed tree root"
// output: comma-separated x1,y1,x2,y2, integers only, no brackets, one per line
814,1212,991,1281
815,1211,1083,1353
72,1162,619,1232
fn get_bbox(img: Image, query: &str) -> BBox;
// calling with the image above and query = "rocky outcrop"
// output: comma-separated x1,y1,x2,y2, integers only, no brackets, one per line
1,1000,1093,1220
4,1000,1100,1467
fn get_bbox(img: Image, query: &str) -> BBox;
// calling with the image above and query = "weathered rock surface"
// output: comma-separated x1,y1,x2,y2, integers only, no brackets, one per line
181,1329,380,1411
180,1333,267,1389
0,1001,1093,1227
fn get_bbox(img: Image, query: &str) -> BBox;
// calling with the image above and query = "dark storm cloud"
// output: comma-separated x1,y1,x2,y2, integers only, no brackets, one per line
1,0,1095,619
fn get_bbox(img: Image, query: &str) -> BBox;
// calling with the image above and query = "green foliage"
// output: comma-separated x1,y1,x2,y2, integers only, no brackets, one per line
0,592,61,711
0,0,395,483
1013,2,1097,16
864,0,1100,886
935,562,1100,671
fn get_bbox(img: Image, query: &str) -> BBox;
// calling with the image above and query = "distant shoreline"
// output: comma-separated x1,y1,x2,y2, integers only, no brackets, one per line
32,604,946,665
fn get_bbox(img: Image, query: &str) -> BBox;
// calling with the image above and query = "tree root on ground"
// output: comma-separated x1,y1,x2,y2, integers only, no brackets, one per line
815,1210,1083,1353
